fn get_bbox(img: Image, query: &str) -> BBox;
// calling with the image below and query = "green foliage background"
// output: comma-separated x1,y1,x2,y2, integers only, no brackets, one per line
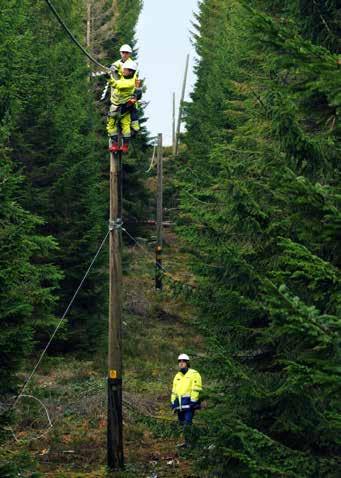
177,0,341,475
0,0,147,405
1,0,340,476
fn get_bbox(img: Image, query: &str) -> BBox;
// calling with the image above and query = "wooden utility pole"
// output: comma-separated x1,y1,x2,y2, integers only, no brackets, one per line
86,1,91,72
175,54,189,156
155,133,163,290
107,142,124,470
172,92,176,155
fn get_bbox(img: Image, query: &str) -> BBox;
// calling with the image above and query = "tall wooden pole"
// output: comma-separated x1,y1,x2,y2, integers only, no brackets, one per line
155,133,163,290
172,92,176,156
86,1,91,72
107,143,124,470
175,54,189,156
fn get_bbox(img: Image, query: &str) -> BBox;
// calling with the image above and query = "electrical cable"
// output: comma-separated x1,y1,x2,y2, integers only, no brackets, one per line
122,227,196,289
146,142,157,173
10,230,109,411
44,0,109,72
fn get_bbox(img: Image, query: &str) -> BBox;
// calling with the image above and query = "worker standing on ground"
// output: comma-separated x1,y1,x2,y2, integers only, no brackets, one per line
171,353,202,447
107,59,140,153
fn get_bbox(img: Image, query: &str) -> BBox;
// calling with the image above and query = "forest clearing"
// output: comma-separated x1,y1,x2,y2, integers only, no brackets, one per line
0,1,340,477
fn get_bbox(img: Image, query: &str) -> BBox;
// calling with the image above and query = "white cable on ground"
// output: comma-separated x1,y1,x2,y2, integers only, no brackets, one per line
8,395,53,443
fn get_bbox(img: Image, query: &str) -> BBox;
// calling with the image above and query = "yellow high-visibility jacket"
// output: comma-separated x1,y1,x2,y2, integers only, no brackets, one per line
108,74,137,106
171,368,202,410
112,58,139,79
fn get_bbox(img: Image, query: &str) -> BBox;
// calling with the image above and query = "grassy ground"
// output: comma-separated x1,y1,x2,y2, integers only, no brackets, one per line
2,236,206,477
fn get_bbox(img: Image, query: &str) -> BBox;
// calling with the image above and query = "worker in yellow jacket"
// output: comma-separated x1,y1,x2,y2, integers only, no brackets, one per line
171,353,202,446
109,44,141,145
107,59,140,153
111,44,138,78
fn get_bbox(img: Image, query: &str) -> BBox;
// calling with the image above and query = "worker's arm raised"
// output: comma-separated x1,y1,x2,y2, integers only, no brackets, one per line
108,77,136,91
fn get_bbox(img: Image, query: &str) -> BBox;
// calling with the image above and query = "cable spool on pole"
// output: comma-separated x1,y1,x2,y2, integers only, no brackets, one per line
155,133,163,290
107,139,124,470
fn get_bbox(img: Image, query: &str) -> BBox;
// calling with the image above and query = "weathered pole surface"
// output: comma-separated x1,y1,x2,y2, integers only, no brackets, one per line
107,142,124,470
86,1,91,73
172,92,176,155
155,133,163,290
175,54,189,156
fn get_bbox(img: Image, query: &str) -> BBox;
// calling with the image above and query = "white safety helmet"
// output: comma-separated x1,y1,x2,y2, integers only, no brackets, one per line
120,44,132,53
178,353,190,361
123,59,138,71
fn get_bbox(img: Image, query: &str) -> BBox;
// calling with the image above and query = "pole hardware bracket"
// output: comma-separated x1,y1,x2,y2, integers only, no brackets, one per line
109,218,123,231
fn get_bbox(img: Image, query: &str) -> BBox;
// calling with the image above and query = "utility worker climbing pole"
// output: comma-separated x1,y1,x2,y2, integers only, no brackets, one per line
107,58,141,153
112,44,136,77
171,353,202,447
105,44,142,153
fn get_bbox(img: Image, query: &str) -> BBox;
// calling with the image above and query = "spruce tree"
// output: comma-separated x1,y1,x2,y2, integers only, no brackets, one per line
178,0,341,475
0,1,60,399
1,0,110,351
0,157,60,397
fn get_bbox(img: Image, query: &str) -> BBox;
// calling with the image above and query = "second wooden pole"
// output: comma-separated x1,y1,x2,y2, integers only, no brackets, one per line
155,133,163,290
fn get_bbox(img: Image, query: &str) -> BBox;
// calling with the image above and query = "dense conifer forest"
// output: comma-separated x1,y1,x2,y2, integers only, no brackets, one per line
0,0,340,476
178,0,340,475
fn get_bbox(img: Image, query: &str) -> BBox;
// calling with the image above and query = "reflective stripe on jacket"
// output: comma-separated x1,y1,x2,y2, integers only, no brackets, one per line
171,368,202,410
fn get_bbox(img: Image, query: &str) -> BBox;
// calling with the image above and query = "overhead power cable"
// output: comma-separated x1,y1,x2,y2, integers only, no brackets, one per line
122,227,196,290
44,0,109,72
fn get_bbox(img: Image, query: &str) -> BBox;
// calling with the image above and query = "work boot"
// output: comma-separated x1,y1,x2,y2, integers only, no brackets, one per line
108,142,120,153
108,136,119,153
120,141,129,153
183,423,194,448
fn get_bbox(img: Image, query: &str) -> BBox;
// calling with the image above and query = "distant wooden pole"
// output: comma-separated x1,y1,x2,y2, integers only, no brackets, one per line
86,1,91,72
155,133,163,290
175,54,189,156
107,141,124,470
172,92,176,155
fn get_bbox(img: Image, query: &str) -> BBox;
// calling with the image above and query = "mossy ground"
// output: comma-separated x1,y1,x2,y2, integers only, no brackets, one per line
2,237,206,477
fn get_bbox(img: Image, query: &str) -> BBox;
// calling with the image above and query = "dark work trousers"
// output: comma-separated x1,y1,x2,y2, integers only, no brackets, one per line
178,408,195,446
119,102,138,121
178,408,195,425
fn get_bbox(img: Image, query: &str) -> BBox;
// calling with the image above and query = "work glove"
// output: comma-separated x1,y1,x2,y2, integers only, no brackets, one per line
109,65,119,74
126,98,137,107
190,400,201,410
107,77,116,88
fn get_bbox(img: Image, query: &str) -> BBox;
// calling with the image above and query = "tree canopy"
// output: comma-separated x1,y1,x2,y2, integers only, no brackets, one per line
177,0,340,475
